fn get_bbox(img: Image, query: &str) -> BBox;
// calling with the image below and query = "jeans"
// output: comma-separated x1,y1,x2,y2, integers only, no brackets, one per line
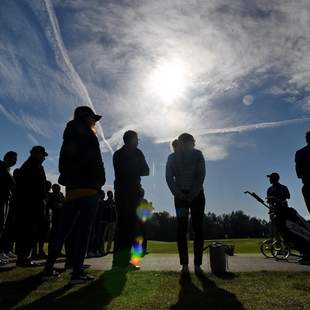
45,194,98,274
175,191,205,266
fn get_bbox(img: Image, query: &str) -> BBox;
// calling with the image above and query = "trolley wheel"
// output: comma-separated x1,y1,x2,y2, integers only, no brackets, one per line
260,239,274,258
271,241,290,260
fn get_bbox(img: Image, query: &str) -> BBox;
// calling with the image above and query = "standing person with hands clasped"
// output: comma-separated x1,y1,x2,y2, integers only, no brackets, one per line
166,133,206,275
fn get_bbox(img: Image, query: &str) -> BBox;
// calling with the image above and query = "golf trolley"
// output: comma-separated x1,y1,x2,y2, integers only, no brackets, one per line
244,191,302,260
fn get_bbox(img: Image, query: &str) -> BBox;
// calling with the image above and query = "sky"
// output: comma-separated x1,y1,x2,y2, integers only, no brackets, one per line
1,0,310,220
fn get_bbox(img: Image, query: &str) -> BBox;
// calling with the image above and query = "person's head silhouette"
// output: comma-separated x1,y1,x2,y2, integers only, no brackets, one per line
107,190,114,200
178,133,195,150
123,130,138,149
74,106,102,131
267,172,280,185
52,183,61,194
30,146,48,164
172,139,179,153
3,151,17,168
46,180,52,192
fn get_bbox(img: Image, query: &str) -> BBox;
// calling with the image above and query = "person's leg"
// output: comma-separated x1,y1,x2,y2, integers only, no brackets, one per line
302,184,310,214
113,193,139,268
189,192,205,266
71,195,98,275
0,200,6,241
175,197,189,266
44,202,78,271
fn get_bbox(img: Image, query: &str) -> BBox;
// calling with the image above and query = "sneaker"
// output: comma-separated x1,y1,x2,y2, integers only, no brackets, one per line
194,265,204,275
0,252,9,260
41,269,60,281
0,258,8,265
70,272,96,284
5,251,17,259
128,263,140,271
181,265,189,275
86,252,96,258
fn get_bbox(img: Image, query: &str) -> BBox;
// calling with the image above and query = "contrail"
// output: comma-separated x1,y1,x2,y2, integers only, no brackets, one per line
42,0,113,154
156,117,310,143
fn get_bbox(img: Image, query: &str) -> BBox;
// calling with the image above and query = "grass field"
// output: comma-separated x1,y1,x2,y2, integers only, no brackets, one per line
1,268,310,310
147,238,264,254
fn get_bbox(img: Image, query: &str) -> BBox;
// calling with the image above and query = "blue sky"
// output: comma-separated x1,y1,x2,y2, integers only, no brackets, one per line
1,0,310,220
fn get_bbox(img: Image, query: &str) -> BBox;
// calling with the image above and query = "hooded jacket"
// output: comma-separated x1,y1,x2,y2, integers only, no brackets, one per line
58,120,106,190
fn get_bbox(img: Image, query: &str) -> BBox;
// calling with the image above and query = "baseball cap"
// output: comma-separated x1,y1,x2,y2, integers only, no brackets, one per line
30,146,48,156
74,106,102,122
267,172,280,179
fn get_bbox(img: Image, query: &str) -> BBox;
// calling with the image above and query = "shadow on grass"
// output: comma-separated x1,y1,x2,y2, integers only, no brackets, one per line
16,269,127,310
170,273,245,310
0,272,43,310
0,266,15,272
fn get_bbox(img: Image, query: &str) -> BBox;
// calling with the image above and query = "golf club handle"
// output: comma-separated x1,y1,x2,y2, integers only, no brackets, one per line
244,191,270,209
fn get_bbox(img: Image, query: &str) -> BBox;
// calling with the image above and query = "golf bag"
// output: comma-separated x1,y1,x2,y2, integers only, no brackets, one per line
274,207,310,256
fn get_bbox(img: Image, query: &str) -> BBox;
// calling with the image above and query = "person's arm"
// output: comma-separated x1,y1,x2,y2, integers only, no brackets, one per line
165,155,177,195
188,151,206,200
295,151,302,179
138,150,150,177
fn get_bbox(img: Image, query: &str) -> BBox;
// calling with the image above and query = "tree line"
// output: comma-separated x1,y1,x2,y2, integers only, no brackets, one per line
147,210,270,241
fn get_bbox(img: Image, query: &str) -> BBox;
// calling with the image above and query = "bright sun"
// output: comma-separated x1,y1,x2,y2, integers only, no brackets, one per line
147,59,188,103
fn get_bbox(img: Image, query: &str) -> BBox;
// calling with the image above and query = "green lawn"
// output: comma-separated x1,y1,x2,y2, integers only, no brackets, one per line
1,268,310,310
148,238,264,254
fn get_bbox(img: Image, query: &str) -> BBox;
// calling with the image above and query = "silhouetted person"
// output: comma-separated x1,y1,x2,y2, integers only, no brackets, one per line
42,106,105,284
266,173,290,207
102,190,117,254
295,130,310,214
166,133,206,275
266,172,290,242
87,190,106,257
0,151,17,264
112,130,149,269
0,168,19,260
15,146,48,267
48,183,64,237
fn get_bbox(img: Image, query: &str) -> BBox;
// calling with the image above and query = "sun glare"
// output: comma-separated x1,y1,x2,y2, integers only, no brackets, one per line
147,59,188,103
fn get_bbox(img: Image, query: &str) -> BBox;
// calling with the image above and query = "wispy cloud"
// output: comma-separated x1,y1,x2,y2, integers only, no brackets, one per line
1,0,310,161
26,133,40,145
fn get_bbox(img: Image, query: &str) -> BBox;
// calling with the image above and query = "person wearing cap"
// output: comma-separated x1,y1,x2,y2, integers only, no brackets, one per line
0,151,17,264
42,106,105,283
266,172,290,243
15,146,48,267
266,173,290,208
112,130,149,270
295,130,310,214
166,133,206,275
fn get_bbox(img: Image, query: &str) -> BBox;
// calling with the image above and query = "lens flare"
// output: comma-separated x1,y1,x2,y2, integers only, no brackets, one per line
136,200,154,222
130,236,144,266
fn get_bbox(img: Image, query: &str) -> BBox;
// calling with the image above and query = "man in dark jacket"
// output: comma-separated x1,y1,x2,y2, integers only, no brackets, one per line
112,130,149,269
0,151,17,264
295,130,310,214
42,106,105,283
15,146,47,267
